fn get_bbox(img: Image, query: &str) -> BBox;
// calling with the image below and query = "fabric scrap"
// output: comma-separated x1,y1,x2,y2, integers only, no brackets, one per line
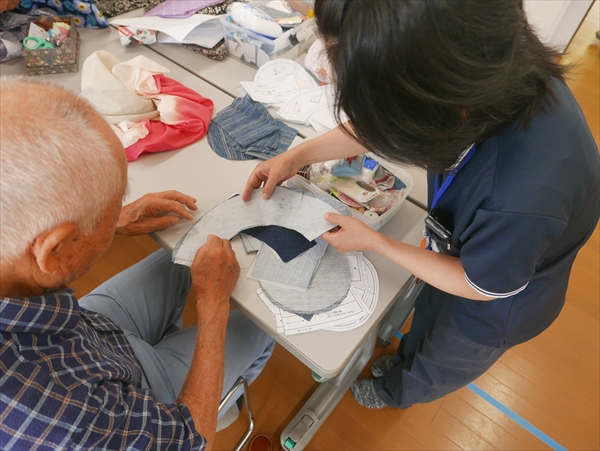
240,232,262,253
259,244,352,320
248,238,328,292
207,95,298,161
16,0,109,28
242,225,316,263
82,50,214,161
173,187,340,266
145,0,224,18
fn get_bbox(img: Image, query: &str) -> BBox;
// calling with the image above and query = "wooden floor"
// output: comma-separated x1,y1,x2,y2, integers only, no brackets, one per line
71,5,600,450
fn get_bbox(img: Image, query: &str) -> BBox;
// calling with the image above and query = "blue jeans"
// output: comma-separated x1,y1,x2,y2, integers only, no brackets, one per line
79,249,275,418
374,284,509,409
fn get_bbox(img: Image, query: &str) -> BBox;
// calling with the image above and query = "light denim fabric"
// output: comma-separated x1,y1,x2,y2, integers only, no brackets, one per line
207,95,298,161
248,238,328,292
173,187,342,266
240,232,262,253
259,244,352,320
79,249,275,419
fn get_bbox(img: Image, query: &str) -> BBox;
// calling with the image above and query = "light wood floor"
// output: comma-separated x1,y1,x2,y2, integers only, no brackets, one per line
71,5,600,450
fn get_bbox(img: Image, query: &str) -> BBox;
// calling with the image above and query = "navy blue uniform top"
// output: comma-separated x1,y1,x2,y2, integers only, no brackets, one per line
426,77,599,347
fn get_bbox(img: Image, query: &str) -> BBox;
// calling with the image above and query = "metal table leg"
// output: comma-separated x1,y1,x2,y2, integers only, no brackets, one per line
280,328,378,450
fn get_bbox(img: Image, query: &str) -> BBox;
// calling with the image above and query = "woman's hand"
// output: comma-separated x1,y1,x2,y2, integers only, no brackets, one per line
321,213,381,253
242,152,300,201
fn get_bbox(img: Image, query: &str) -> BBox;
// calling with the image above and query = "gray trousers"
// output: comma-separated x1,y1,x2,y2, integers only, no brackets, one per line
374,284,509,409
79,249,275,417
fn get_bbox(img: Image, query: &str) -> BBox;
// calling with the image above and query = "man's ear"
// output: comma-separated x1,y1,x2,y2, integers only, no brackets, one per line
30,223,79,275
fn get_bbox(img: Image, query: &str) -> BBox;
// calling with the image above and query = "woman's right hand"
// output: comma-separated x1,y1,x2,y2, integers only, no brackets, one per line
242,152,300,201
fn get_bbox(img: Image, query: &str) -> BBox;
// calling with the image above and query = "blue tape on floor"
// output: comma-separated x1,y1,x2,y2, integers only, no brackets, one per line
391,331,568,450
466,383,567,450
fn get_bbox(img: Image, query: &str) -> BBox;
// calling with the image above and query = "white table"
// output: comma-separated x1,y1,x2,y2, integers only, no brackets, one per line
105,8,429,208
1,23,428,450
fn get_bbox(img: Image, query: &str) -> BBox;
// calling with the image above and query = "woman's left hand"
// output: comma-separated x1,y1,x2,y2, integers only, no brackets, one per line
321,213,380,253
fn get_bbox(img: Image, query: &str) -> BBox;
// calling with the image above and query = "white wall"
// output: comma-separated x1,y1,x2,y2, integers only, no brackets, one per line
524,0,595,52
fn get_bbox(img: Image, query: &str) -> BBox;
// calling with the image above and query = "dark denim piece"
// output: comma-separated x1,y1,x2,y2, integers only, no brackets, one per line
207,95,298,161
242,225,317,263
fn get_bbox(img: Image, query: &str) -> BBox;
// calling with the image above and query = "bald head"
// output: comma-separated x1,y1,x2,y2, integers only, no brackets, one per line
0,77,127,263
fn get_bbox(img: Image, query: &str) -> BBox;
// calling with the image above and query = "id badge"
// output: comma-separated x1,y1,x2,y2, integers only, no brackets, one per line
424,214,452,251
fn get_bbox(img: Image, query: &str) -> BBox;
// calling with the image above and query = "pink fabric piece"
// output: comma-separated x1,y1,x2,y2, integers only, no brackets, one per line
125,74,214,162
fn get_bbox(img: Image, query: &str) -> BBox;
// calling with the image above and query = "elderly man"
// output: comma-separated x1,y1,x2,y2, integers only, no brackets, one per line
0,77,275,451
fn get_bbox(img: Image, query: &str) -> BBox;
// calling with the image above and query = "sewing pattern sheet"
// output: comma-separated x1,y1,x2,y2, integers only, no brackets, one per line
258,252,379,335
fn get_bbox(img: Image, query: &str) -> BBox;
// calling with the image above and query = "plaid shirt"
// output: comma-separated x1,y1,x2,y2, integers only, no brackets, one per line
0,291,206,451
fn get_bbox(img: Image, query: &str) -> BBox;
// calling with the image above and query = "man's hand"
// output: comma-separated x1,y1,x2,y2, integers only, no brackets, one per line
0,0,20,13
116,191,197,236
191,235,240,324
178,235,240,450
321,213,381,253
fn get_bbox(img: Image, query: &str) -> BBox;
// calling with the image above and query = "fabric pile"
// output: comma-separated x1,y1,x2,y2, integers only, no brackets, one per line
81,50,214,161
0,10,30,62
207,95,298,161
16,0,109,28
173,187,355,321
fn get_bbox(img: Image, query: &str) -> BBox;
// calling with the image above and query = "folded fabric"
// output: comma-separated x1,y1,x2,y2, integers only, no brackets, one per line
172,187,340,266
259,244,352,321
207,95,298,161
82,50,214,161
248,238,328,292
242,225,316,263
16,0,109,28
240,232,262,253
145,0,224,17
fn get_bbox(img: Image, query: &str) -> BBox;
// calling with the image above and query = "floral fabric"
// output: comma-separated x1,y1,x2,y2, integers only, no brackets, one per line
16,0,109,27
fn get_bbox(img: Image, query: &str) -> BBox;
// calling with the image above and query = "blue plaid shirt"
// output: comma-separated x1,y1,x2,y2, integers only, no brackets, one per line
0,291,206,451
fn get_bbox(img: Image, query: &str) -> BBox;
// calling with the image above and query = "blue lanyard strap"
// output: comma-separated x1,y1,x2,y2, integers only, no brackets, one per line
431,144,476,210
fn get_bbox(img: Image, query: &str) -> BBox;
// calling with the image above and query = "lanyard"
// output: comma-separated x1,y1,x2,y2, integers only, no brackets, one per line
431,144,476,211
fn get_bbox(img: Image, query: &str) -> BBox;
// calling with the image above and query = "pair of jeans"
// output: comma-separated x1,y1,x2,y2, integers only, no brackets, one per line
373,284,509,409
79,249,275,418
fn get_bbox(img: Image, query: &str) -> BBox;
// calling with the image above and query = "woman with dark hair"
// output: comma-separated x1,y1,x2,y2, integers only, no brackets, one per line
242,0,599,410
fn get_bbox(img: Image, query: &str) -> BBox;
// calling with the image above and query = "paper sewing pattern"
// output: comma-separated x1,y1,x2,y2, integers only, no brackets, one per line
258,252,379,335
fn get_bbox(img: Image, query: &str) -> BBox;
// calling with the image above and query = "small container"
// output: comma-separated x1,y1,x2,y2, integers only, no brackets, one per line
23,16,80,75
220,14,316,68
287,153,414,230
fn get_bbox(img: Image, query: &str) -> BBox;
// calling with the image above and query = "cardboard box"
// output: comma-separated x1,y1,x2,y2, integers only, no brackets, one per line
22,16,80,75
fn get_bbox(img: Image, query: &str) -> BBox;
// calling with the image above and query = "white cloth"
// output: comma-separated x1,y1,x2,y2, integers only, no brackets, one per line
81,50,167,124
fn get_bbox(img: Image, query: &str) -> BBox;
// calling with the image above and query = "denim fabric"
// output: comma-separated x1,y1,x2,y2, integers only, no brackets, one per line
79,249,275,418
240,232,262,253
242,225,316,263
373,284,509,409
248,238,328,292
207,95,298,161
259,244,351,321
173,187,341,266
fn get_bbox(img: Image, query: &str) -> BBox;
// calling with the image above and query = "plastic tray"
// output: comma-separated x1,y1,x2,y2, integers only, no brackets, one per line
287,153,414,230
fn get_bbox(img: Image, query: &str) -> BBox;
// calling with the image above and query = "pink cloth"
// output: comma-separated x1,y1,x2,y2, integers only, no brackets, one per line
124,74,214,161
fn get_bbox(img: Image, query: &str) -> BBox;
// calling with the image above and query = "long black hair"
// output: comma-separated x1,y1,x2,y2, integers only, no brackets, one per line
314,0,568,171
